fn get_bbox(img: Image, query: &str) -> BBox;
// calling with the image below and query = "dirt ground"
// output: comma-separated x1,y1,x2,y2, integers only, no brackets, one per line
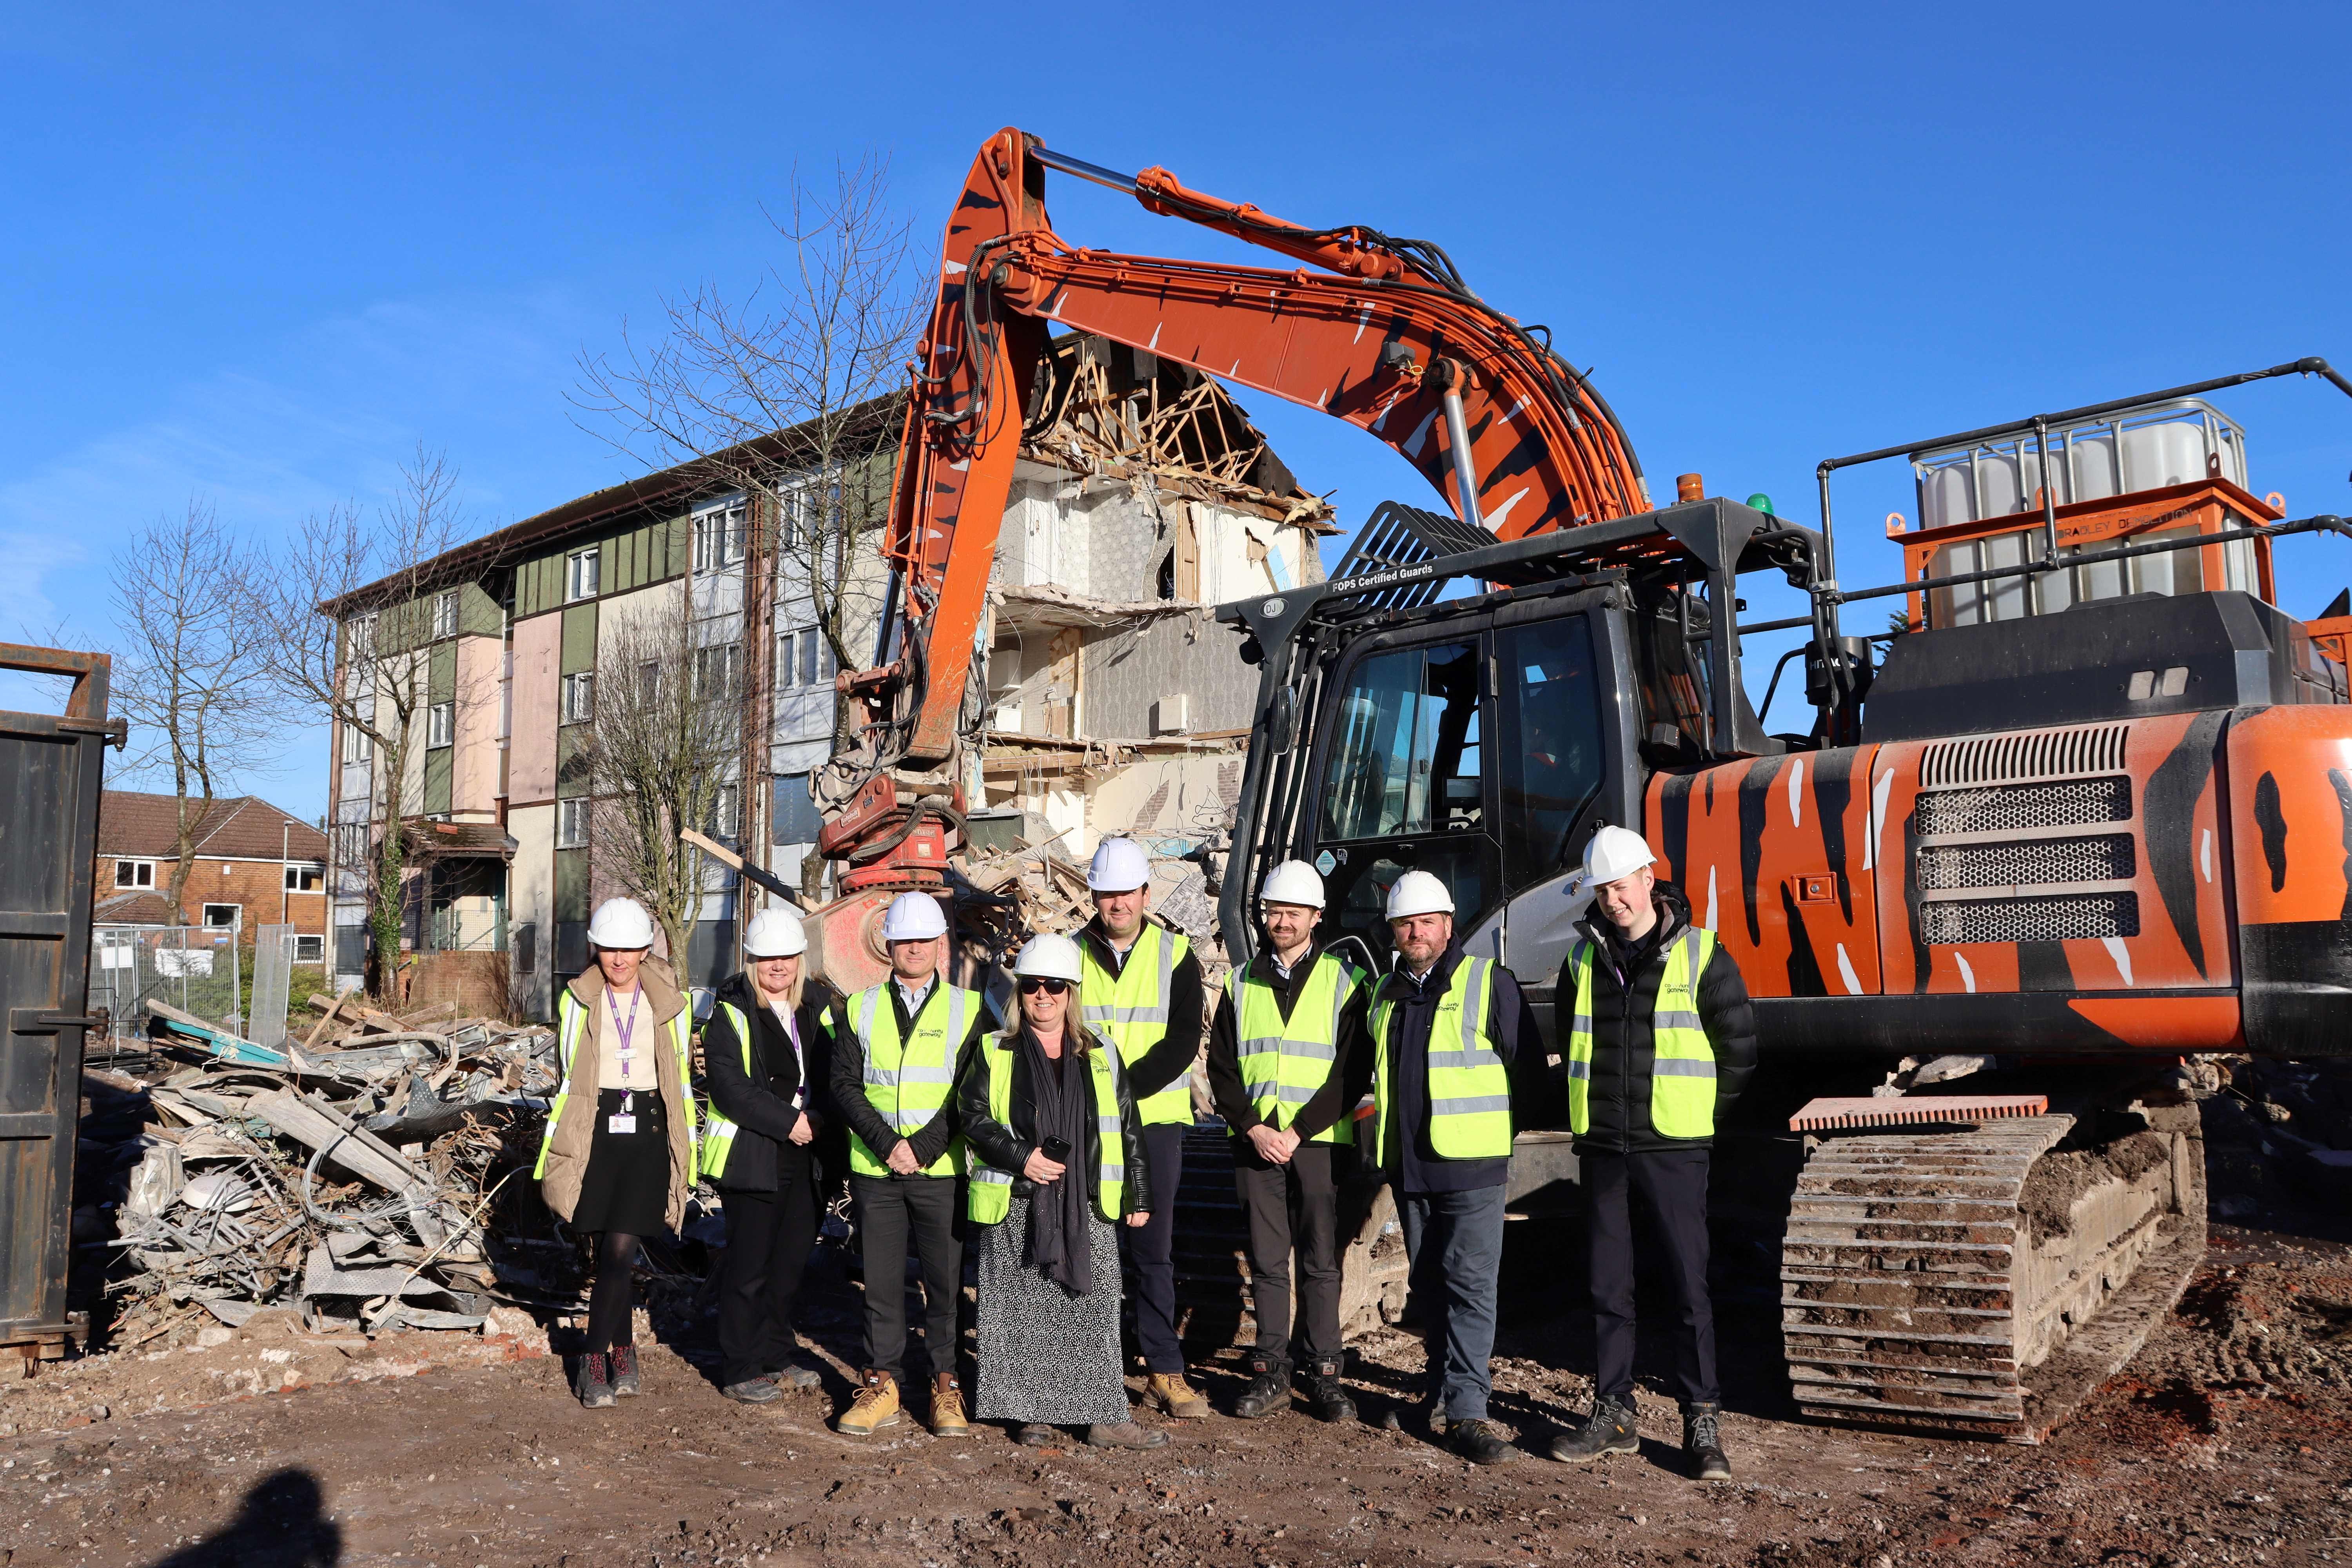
9,1083,2352,1568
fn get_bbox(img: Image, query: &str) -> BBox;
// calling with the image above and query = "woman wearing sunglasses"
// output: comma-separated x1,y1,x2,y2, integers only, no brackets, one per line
956,933,1166,1449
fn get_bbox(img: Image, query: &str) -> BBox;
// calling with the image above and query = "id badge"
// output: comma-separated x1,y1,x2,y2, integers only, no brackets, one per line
608,1113,638,1134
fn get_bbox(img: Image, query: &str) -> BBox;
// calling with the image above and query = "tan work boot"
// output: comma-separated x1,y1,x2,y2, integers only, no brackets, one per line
836,1369,901,1436
1147,1371,1210,1420
929,1372,971,1437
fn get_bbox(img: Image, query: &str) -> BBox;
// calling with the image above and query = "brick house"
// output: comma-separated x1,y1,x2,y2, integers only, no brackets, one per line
94,791,330,958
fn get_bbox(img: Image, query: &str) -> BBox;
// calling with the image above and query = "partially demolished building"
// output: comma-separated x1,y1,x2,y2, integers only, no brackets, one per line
321,334,1328,1013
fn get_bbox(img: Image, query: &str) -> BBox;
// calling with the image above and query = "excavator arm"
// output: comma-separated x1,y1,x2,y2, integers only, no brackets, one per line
855,126,1651,782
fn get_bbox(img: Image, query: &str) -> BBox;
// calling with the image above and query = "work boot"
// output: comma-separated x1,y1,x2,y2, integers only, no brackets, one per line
1231,1354,1293,1419
722,1375,782,1404
1549,1394,1639,1464
608,1343,641,1397
1448,1418,1522,1466
1146,1371,1210,1420
1086,1420,1171,1450
1016,1423,1062,1448
929,1372,971,1437
1682,1401,1732,1481
573,1351,616,1410
836,1369,902,1436
1299,1355,1357,1424
769,1351,822,1391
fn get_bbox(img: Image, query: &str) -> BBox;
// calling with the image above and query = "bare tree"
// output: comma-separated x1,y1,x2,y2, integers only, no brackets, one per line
110,499,278,921
573,155,925,895
576,601,741,969
243,448,468,997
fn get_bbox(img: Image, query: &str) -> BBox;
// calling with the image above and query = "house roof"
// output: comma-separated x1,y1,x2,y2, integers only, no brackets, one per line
99,792,328,862
94,890,176,925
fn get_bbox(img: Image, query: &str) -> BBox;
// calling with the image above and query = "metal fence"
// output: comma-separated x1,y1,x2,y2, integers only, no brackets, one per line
250,923,294,1049
91,926,244,1044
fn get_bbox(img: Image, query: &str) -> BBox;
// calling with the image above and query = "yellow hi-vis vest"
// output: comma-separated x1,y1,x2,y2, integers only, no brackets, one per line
839,980,975,1178
1080,924,1193,1127
1367,955,1510,1165
1225,951,1361,1145
534,985,697,1179
700,999,801,1182
965,1033,1128,1225
1564,925,1719,1140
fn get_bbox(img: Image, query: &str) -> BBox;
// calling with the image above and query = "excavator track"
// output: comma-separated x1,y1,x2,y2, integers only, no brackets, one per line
1781,1104,2207,1443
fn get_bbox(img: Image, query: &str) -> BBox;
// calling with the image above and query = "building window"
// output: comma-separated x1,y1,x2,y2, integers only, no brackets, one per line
778,627,835,690
284,862,323,892
345,724,373,764
557,797,590,849
431,590,459,640
114,858,156,889
695,642,742,706
693,499,746,572
561,671,596,724
709,781,739,840
202,904,239,930
293,934,325,964
334,822,369,876
347,614,378,664
513,922,538,976
637,660,661,706
565,547,601,602
427,702,454,748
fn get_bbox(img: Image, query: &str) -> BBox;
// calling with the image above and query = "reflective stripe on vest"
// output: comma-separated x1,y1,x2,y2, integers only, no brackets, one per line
1564,926,1719,1140
698,1000,757,1181
1227,952,1359,1145
1367,955,1510,1165
534,987,698,1180
845,981,972,1178
1080,924,1193,1127
966,1033,1127,1224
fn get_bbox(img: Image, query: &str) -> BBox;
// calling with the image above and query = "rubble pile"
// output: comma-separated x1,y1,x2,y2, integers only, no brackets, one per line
95,996,573,1348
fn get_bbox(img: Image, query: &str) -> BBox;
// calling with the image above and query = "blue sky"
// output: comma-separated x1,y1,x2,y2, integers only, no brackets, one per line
5,2,2347,818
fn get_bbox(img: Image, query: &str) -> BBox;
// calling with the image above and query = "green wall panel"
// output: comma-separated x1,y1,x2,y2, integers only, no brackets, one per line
560,604,598,674
423,747,453,815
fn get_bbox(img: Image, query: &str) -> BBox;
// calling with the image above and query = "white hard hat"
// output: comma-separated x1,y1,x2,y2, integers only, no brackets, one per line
1011,932,1084,983
1384,869,1455,920
587,898,656,950
881,890,949,942
742,907,806,959
1259,859,1325,909
1582,825,1657,886
1087,836,1151,893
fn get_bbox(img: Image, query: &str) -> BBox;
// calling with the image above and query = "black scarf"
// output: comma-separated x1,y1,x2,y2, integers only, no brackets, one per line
1018,1027,1096,1297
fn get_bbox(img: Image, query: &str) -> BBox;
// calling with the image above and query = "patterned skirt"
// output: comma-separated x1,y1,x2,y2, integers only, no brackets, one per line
972,1194,1131,1426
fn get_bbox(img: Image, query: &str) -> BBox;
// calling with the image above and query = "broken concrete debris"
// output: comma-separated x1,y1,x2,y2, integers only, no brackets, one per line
97,995,566,1346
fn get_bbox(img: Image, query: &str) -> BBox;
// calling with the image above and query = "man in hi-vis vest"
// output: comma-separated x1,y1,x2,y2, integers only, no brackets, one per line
1075,837,1207,1421
1548,826,1755,1482
824,891,989,1439
1346,868,1552,1466
1206,859,1368,1424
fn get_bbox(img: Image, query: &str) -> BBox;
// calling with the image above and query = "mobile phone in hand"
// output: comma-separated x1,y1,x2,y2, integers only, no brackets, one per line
1040,1135,1073,1161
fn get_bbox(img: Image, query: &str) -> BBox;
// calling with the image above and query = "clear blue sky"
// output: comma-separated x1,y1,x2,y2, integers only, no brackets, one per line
6,2,2347,819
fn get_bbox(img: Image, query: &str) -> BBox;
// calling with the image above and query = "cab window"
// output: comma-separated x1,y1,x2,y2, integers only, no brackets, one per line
1319,641,1483,841
1496,616,1607,884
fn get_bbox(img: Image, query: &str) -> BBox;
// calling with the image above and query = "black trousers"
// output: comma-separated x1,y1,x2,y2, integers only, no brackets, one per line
850,1172,964,1382
1584,1147,1717,1405
1122,1123,1186,1374
715,1145,818,1388
1234,1141,1347,1362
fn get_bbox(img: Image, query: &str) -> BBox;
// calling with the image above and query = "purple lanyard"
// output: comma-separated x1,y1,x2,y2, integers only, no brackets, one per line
607,988,641,1099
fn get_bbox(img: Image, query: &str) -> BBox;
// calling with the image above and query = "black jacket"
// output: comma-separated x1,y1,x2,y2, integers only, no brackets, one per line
1074,918,1204,1104
701,972,838,1192
824,976,989,1174
1205,939,1368,1141
956,1025,1154,1219
1556,880,1758,1155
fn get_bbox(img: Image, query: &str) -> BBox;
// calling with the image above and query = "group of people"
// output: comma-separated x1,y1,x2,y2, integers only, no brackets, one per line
530,823,1756,1480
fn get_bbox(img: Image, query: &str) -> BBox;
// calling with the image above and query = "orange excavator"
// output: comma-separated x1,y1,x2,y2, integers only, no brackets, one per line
815,126,2352,1441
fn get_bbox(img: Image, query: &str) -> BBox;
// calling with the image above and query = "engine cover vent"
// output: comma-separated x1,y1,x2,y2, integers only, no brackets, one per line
1916,832,2137,890
1920,722,2130,788
1919,891,2140,945
1915,776,2132,836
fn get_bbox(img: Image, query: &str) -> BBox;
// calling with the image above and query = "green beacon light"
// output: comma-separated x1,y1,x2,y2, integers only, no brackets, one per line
1746,493,1775,516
